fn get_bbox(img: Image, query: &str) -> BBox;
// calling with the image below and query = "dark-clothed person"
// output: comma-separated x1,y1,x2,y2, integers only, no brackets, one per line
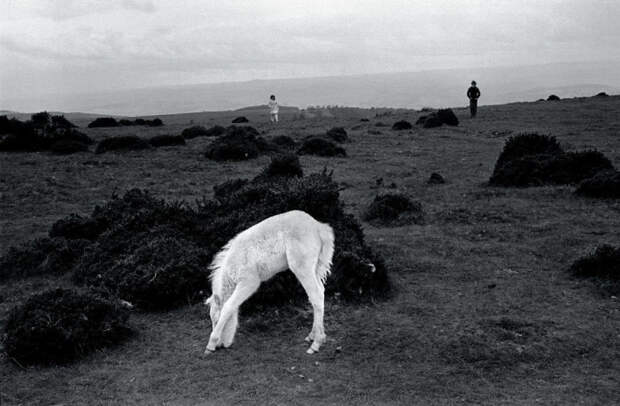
467,81,480,118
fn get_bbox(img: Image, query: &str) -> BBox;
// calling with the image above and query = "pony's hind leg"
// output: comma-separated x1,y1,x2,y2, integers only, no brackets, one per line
288,247,326,354
205,276,260,354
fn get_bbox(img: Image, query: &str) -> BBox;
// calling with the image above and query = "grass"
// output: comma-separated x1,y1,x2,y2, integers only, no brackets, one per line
1,96,620,405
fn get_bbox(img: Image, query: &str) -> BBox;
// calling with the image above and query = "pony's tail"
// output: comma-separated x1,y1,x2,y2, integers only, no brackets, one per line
316,222,335,285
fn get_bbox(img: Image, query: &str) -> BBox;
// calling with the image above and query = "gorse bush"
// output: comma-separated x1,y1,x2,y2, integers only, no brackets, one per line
88,117,163,128
181,125,226,139
363,194,424,226
493,133,563,173
489,133,614,187
547,94,560,101
95,135,151,154
88,117,119,128
575,170,620,199
297,137,346,157
204,126,266,161
392,120,413,131
148,134,186,147
569,245,620,293
270,135,297,149
436,109,459,126
259,153,303,178
0,115,91,152
325,127,348,142
0,237,89,281
415,108,459,128
231,116,249,123
4,288,132,365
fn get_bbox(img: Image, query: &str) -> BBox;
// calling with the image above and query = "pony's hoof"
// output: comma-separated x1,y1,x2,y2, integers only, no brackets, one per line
304,335,313,343
306,348,316,355
205,345,216,354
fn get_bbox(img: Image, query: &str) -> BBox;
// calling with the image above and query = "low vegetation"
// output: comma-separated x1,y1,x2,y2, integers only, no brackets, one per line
95,135,151,154
88,117,163,128
569,245,620,293
363,194,424,226
297,137,346,157
489,133,614,187
4,288,132,365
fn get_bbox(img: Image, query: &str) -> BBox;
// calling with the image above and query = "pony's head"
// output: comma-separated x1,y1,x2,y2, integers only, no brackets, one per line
204,294,222,327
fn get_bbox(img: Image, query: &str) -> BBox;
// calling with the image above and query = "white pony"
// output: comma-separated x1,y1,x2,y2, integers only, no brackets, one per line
204,210,335,355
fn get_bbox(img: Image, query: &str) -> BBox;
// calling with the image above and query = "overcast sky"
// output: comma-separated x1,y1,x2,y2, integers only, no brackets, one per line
1,0,619,102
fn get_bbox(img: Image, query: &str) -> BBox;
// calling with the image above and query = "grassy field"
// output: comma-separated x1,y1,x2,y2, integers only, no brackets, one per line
1,96,619,405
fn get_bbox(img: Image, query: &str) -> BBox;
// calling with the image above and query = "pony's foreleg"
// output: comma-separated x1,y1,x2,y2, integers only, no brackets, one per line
221,310,238,348
205,277,260,354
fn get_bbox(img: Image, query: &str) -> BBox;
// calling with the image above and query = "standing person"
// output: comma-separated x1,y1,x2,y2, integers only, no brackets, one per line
467,81,481,118
268,94,279,124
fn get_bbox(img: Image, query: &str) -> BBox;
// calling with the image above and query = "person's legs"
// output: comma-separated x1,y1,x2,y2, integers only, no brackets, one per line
470,99,477,118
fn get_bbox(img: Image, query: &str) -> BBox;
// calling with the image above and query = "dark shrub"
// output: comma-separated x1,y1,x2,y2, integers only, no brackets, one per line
595,92,609,97
490,154,555,187
148,134,186,147
363,194,424,226
182,125,207,139
31,111,51,129
392,120,413,131
493,133,563,173
490,149,614,187
259,153,303,178
88,117,119,128
0,237,90,281
428,172,445,184
360,118,369,122
53,128,94,145
119,119,134,126
416,109,458,128
204,125,227,137
95,135,151,154
0,118,40,151
547,94,560,101
297,138,346,157
232,116,249,123
4,288,132,365
74,235,211,311
204,170,390,305
204,126,261,161
436,109,459,126
569,245,620,293
326,127,348,142
49,139,89,154
422,115,443,128
147,118,163,127
576,170,620,198
271,135,297,149
548,151,614,184
50,214,106,241
51,115,77,129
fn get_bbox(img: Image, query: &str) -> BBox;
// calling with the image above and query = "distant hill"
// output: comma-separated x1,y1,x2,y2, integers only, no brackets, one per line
2,61,619,116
